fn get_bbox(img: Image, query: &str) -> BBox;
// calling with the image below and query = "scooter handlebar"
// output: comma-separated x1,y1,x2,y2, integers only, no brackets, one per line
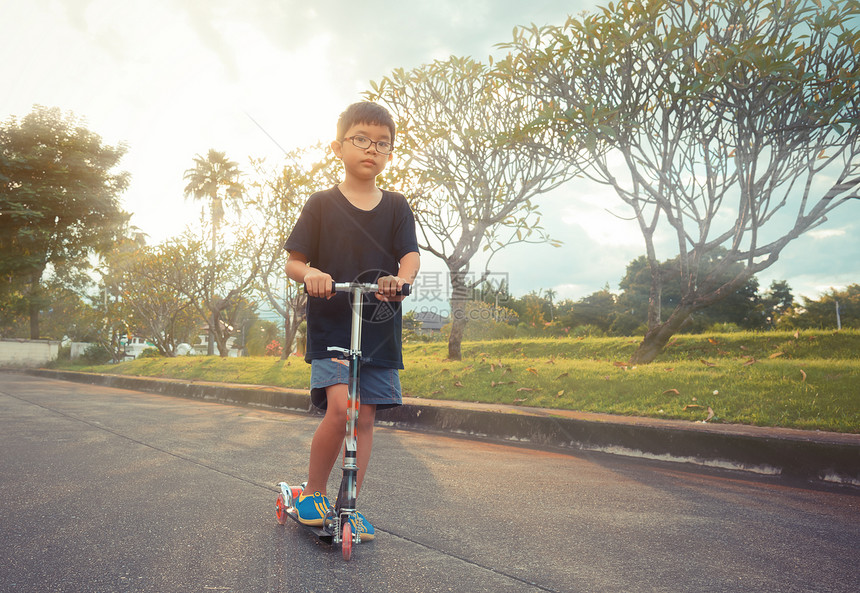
306,282,411,297
332,282,411,297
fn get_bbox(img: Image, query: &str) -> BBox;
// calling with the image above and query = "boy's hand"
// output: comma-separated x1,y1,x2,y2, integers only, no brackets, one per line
375,275,406,302
304,269,334,299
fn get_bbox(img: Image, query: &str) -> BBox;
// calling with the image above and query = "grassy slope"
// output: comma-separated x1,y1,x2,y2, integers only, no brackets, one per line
71,330,860,433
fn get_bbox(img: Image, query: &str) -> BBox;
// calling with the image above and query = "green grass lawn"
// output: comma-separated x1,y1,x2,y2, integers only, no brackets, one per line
67,330,860,433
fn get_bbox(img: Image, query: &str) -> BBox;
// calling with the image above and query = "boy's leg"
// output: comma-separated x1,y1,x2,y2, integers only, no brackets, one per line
303,383,349,497
304,387,378,496
356,402,377,494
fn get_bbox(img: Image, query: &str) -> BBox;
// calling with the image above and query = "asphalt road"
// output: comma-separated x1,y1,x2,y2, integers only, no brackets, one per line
1,373,858,593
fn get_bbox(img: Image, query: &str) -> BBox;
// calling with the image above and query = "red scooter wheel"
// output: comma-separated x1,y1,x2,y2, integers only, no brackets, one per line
276,493,288,525
342,522,353,561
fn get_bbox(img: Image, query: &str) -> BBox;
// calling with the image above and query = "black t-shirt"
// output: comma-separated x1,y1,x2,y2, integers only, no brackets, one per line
283,186,419,368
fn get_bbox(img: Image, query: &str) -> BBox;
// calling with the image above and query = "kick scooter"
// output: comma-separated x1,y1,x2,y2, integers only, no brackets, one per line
276,281,410,561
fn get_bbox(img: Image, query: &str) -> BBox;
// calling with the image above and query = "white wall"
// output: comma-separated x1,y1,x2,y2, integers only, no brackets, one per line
70,342,93,360
0,339,60,366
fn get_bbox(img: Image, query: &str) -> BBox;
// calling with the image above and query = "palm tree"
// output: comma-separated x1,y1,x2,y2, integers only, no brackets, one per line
183,149,243,251
183,149,243,354
545,288,557,322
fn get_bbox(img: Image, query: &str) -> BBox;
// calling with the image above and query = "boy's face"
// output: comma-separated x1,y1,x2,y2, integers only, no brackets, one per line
331,122,393,182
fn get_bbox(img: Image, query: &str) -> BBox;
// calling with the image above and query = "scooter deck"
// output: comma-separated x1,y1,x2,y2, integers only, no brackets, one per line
285,507,333,543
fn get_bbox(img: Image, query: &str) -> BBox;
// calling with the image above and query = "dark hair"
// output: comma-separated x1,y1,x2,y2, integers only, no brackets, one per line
336,102,396,142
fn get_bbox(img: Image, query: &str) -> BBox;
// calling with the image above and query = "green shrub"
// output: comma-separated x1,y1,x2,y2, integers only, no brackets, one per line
81,344,112,364
707,322,742,333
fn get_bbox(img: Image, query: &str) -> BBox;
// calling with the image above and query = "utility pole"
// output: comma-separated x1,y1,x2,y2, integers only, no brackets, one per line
836,300,842,330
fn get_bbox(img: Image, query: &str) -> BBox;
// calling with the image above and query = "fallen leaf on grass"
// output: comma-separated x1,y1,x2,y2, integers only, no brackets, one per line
556,390,565,397
526,367,539,375
708,338,718,344
705,407,715,422
555,372,569,380
613,361,629,369
516,387,534,393
683,404,705,411
700,359,717,367
769,351,784,359
800,369,807,382
490,380,519,387
513,398,528,404
664,367,675,372
743,358,757,366
453,381,464,387
662,388,681,395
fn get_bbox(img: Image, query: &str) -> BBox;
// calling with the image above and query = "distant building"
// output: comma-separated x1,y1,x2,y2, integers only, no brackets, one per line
122,336,156,359
194,322,240,356
408,311,447,334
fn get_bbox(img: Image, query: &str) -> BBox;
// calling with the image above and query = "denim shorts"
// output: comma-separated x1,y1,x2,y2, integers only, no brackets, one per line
310,358,402,411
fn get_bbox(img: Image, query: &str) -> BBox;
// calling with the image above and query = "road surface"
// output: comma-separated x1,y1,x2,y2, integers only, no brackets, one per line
1,373,857,592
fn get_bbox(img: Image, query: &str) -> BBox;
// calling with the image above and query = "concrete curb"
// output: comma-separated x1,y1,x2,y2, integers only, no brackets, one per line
24,369,860,488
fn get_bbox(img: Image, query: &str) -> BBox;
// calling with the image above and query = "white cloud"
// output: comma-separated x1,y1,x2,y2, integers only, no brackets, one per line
808,228,847,240
559,194,642,248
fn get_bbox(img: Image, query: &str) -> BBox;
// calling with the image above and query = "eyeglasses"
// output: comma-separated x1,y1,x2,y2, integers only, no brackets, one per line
343,134,394,155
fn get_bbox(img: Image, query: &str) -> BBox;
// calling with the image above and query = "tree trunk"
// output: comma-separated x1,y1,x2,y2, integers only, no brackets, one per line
207,311,216,356
647,261,662,330
28,269,44,340
629,305,694,364
281,315,296,360
28,299,40,340
447,269,469,360
208,214,218,355
211,309,231,358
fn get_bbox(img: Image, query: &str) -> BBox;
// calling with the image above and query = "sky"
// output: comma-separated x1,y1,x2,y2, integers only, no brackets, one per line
2,0,858,315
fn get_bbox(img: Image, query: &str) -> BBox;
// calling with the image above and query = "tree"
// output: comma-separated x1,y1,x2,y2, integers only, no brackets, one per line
554,286,620,333
245,147,333,358
501,0,860,362
0,106,129,338
145,229,259,357
796,284,860,329
108,242,199,356
759,280,794,329
366,56,581,360
617,250,763,332
183,149,243,354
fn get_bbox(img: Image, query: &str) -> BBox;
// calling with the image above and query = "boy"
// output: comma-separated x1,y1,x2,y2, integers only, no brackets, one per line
284,102,420,541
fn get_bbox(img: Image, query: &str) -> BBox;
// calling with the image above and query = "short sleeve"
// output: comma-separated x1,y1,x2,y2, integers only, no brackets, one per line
283,194,320,262
392,194,419,260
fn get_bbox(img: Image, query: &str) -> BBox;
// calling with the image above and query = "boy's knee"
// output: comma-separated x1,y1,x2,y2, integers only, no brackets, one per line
357,406,376,431
324,405,348,423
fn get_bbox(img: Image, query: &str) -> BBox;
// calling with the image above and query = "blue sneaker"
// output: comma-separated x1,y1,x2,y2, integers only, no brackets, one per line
295,491,331,526
347,512,375,542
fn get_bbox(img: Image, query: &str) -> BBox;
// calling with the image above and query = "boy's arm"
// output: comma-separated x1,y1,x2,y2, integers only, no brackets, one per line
286,251,333,299
377,251,420,301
